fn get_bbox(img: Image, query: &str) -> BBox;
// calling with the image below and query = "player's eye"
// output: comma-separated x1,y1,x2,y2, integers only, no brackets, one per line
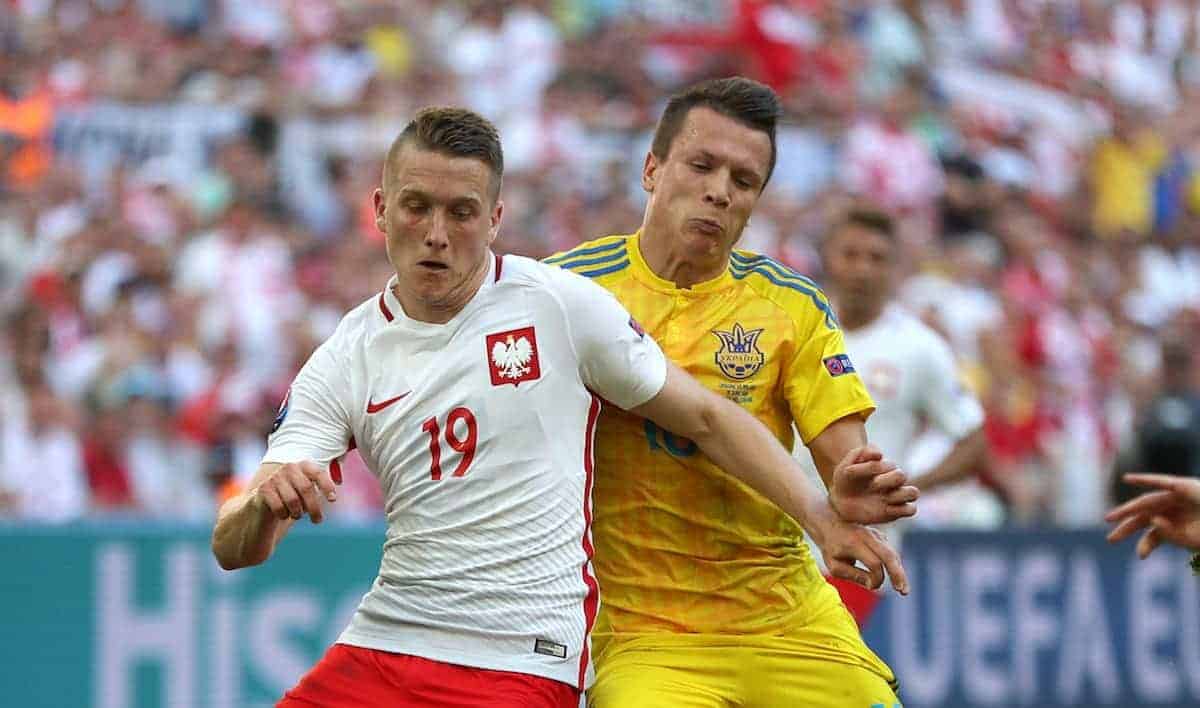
405,201,429,214
691,162,710,172
453,208,474,220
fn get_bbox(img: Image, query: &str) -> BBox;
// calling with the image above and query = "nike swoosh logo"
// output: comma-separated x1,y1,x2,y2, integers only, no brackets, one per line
366,391,411,414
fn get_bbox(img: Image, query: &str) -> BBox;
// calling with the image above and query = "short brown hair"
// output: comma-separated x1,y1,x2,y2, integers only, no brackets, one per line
821,208,897,256
650,77,782,187
385,106,504,200
839,208,896,241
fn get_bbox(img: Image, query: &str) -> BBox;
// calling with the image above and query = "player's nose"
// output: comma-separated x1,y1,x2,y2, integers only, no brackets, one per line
702,172,731,209
424,212,451,249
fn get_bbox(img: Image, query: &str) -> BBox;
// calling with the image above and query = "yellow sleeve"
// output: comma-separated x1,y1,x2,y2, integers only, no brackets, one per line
784,310,875,444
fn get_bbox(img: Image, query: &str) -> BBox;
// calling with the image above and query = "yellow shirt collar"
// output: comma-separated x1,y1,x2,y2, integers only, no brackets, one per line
627,231,737,295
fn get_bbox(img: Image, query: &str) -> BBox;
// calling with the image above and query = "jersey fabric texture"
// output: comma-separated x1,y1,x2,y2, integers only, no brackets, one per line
265,253,667,690
546,233,896,706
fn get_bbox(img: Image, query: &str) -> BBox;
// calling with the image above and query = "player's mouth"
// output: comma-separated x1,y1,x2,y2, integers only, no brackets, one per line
688,217,724,235
417,260,449,271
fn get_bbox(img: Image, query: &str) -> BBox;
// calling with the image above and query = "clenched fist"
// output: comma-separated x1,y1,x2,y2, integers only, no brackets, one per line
828,445,919,525
252,460,339,524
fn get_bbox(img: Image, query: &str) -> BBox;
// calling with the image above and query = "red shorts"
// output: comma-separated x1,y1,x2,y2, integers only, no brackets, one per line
825,574,883,627
278,644,580,708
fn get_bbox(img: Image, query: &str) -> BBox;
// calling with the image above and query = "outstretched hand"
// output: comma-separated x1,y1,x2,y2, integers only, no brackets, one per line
828,445,919,525
1106,473,1200,557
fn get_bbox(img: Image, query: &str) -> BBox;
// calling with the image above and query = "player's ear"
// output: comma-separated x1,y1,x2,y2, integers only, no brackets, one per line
488,199,503,244
641,151,658,194
373,188,387,233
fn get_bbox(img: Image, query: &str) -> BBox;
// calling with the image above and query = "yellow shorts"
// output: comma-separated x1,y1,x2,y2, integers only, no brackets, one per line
588,583,900,708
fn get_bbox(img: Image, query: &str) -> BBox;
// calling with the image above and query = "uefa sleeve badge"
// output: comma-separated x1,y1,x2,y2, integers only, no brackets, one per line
823,354,856,377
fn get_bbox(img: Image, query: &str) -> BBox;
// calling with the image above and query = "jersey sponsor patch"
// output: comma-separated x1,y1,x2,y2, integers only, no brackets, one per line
712,323,765,380
823,353,856,377
270,387,290,433
486,326,542,386
533,638,568,659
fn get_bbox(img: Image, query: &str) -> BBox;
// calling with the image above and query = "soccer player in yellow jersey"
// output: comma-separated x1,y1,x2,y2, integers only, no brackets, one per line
547,78,915,707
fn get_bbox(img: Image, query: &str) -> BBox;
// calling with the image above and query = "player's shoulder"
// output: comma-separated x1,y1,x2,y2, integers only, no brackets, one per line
496,252,581,290
495,254,631,338
290,290,383,376
542,234,634,283
729,249,838,330
875,305,958,370
333,288,395,346
881,305,951,352
501,251,625,303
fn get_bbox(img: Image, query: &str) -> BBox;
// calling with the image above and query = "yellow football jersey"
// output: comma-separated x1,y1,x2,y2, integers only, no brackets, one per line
546,232,876,642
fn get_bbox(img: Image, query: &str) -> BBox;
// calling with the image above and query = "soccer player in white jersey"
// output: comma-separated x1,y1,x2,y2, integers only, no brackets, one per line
797,208,990,623
210,108,917,708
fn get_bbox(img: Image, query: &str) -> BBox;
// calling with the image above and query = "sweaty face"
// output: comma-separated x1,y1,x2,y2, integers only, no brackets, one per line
643,107,772,260
823,224,895,306
374,146,501,321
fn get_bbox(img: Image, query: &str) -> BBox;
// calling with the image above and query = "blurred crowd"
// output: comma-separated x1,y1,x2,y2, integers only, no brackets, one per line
0,0,1197,527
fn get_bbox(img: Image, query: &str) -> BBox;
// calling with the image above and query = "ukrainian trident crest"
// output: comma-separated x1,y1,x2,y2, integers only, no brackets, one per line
712,323,766,380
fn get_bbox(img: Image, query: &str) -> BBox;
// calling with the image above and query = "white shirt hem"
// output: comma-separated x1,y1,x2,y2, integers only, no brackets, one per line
336,629,585,689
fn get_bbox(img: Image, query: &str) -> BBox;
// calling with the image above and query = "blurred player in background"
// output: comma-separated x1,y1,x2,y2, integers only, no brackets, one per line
1106,332,1200,565
1110,333,1200,504
212,106,912,708
548,77,917,708
798,208,991,623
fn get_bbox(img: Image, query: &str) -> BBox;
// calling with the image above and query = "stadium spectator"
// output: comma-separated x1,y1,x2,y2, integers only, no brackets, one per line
0,381,88,521
1111,330,1200,505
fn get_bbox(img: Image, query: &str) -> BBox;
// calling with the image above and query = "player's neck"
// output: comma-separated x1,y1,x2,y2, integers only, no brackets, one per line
638,229,727,289
393,254,491,325
832,292,885,331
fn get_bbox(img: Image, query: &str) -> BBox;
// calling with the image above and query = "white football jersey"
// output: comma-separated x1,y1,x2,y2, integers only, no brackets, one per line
796,304,989,532
263,253,667,689
840,304,983,462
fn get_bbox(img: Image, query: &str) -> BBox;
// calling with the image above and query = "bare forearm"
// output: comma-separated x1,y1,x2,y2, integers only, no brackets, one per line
691,397,825,530
808,416,869,488
211,493,288,570
211,460,336,569
909,428,986,493
633,363,914,533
